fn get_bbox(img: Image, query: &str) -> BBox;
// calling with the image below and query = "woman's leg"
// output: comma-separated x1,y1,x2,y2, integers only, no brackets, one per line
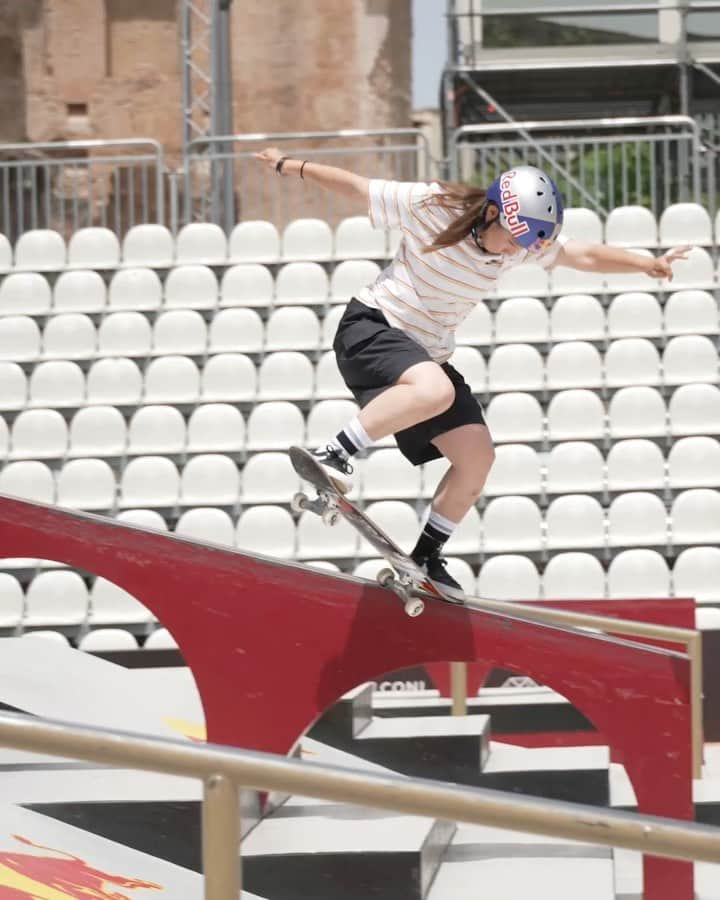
429,423,495,523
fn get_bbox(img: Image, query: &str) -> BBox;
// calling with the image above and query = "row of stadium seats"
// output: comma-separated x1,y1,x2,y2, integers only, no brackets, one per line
2,385,718,446
17,628,176,651
2,540,718,630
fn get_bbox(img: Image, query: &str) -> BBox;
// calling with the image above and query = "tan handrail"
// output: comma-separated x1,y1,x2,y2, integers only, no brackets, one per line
0,711,718,900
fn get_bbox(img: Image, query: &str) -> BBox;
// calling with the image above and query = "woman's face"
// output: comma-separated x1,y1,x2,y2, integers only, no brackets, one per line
475,203,522,255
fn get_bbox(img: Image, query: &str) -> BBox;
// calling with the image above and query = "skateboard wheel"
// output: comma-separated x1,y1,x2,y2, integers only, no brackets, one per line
291,492,308,514
322,508,340,527
404,598,425,617
376,567,396,588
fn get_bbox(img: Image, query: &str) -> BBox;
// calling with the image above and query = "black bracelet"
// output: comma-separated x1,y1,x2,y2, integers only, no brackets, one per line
275,156,289,175
300,160,309,180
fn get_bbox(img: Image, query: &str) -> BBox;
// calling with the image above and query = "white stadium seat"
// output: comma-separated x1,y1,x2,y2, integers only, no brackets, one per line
334,216,386,259
545,341,603,389
606,292,662,338
607,549,671,598
24,571,88,626
80,629,139,652
608,387,667,438
450,346,487,393
667,436,720,489
21,631,71,645
663,335,719,386
220,264,274,308
0,272,52,316
603,248,658,294
605,206,657,247
240,452,302,504
67,227,121,268
14,229,66,270
716,208,720,245
180,454,240,505
455,303,492,347
315,351,353,399
483,444,542,497
549,294,605,342
664,290,718,336
164,265,218,310
362,448,423,500
175,223,227,264
542,552,606,599
86,358,143,406
119,456,181,508
546,389,606,441
187,404,245,453
495,262,549,298
477,554,541,601
0,362,27,409
68,406,127,458
115,508,168,531
127,406,187,455
551,265,604,295
673,547,720,605
0,417,7,460
56,459,116,510
482,496,543,553
42,313,97,360
659,202,713,246
53,269,107,313
108,268,163,311
201,353,257,402
306,399,358,447
607,492,668,547
29,360,85,407
0,573,24,627
144,628,177,649
442,558,477,596
485,392,544,443
696,608,720,629
545,495,605,550
208,308,264,354
89,577,154,624
144,356,201,404
671,489,720,545
122,224,174,267
152,309,208,356
421,457,448,498
444,506,482,555
97,312,153,357
664,246,714,289
265,306,320,351
282,217,333,261
245,401,305,450
358,501,419,556
236,505,296,557
669,383,720,436
321,305,346,349
257,351,314,400
604,338,661,387
487,344,543,392
545,442,604,495
561,207,603,243
606,439,665,491
0,460,55,504
10,409,68,460
175,508,235,548
494,297,549,344
329,260,382,303
275,262,329,306
228,220,280,263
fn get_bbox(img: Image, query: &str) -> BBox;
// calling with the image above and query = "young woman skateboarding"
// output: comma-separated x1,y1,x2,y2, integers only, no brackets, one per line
254,148,689,600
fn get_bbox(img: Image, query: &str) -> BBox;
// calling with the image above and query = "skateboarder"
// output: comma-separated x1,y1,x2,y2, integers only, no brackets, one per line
254,148,689,600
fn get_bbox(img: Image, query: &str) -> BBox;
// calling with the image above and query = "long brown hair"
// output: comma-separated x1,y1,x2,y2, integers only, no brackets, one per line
420,181,489,253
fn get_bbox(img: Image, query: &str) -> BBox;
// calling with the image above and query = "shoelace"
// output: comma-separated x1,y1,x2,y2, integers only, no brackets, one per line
324,445,354,475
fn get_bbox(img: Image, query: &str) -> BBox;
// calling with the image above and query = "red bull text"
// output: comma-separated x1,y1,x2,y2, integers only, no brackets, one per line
499,171,530,239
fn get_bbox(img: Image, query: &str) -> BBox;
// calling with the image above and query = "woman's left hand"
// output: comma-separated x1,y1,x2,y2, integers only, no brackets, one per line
646,245,692,280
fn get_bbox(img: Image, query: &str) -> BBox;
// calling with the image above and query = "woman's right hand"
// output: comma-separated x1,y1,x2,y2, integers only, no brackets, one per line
253,146,285,172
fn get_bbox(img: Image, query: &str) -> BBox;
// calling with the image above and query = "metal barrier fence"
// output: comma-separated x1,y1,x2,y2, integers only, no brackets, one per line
183,129,435,232
449,115,716,221
0,711,718,900
0,139,165,243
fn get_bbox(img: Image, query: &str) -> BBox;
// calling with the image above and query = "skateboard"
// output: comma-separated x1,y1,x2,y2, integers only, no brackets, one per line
289,446,464,617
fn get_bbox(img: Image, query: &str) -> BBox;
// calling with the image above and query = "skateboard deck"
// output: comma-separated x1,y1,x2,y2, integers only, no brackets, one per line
289,446,463,617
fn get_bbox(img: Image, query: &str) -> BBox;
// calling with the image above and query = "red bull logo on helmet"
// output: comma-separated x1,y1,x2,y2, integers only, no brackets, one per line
499,170,530,239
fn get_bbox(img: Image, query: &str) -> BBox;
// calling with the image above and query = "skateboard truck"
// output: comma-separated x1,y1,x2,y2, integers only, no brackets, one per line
376,568,425,618
291,490,341,528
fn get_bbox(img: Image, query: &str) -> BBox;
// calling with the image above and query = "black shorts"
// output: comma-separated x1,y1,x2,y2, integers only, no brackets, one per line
332,298,486,466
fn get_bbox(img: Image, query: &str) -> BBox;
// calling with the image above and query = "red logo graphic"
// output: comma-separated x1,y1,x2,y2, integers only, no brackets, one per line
499,170,530,238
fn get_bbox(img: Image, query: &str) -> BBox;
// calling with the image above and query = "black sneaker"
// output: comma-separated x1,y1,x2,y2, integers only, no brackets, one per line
413,552,466,603
312,445,354,494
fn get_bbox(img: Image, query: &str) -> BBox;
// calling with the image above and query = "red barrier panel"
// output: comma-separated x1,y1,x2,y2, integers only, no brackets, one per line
0,496,695,900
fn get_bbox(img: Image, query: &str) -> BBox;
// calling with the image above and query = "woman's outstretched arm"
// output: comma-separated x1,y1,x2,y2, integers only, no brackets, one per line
254,146,369,203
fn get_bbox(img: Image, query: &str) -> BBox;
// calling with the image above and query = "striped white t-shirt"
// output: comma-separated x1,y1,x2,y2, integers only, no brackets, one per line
356,179,567,363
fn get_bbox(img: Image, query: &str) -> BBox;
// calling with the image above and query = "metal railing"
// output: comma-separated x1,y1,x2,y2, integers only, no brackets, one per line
449,115,714,219
0,711,718,900
0,139,165,243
